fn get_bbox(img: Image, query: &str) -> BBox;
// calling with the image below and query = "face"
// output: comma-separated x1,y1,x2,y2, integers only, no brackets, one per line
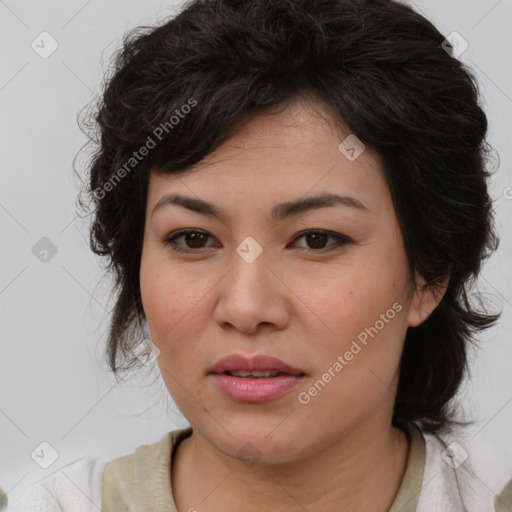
140,97,438,464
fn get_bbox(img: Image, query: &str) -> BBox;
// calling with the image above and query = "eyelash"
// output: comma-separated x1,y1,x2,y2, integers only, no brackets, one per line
163,229,352,254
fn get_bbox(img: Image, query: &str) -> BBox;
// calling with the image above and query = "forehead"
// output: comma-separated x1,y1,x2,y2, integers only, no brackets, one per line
147,97,389,217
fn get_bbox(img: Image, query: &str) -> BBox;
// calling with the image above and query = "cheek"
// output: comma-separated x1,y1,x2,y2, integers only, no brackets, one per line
300,279,407,426
303,246,410,389
140,255,172,335
139,249,211,375
312,261,407,341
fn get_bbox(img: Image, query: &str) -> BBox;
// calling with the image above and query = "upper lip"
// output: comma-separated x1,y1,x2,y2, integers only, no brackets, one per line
210,354,305,376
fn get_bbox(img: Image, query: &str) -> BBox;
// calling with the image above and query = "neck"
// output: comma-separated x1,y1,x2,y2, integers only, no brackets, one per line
172,419,410,512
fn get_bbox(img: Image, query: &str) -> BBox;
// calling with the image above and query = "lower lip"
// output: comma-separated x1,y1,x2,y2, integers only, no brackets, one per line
211,374,305,403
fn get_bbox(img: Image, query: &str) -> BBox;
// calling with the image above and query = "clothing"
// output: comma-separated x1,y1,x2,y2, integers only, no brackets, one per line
5,424,512,511
4,457,104,512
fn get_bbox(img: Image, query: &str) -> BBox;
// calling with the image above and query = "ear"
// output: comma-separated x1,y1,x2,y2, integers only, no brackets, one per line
407,273,450,327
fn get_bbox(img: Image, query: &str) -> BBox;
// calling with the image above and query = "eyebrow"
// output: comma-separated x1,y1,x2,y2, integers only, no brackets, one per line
151,192,368,222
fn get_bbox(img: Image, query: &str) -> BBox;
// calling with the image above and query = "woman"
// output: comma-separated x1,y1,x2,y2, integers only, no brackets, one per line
6,0,512,510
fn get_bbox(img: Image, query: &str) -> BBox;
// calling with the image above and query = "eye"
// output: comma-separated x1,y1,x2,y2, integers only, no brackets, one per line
163,229,352,254
163,229,219,253
291,230,352,252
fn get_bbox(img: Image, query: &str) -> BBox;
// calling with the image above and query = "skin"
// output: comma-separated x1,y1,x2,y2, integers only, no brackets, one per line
139,95,447,512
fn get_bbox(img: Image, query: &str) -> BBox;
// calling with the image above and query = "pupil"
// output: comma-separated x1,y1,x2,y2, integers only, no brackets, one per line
307,232,327,249
187,232,206,248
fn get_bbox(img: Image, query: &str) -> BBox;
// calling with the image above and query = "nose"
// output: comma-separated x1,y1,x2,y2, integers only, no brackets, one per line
212,243,290,335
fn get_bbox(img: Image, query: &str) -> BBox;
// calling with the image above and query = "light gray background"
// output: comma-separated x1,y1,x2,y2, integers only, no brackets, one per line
1,0,511,496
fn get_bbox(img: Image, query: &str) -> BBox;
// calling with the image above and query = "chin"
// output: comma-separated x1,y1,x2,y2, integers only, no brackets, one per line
200,419,313,466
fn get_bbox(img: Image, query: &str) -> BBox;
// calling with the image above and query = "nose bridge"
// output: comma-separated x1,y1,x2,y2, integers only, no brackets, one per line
213,235,288,332
229,235,273,300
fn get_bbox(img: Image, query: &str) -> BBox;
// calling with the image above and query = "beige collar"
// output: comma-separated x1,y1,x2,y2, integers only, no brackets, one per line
388,423,426,512
102,424,426,511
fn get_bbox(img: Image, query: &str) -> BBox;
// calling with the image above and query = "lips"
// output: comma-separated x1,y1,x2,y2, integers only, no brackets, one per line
209,354,305,377
209,354,306,403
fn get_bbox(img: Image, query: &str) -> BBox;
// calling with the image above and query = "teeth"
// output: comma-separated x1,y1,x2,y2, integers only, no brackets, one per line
228,370,281,378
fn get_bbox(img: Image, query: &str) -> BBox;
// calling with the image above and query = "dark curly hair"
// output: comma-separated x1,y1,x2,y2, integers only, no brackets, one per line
78,0,500,435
